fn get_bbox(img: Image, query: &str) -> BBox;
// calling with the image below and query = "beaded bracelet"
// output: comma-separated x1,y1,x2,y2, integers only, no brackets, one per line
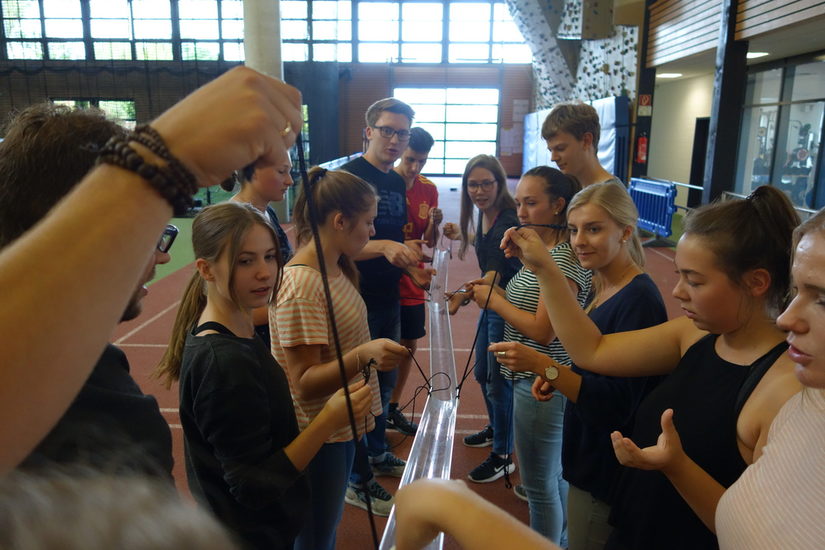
96,126,198,216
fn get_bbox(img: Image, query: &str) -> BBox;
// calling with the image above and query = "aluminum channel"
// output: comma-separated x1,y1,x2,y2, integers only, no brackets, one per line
379,248,457,550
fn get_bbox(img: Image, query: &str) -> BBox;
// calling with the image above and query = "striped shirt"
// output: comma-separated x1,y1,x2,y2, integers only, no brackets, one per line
271,264,382,442
716,388,825,549
501,241,591,380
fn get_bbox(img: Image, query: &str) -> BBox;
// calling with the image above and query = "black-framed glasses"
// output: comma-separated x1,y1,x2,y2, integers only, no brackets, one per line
157,224,178,253
467,180,496,191
373,125,411,141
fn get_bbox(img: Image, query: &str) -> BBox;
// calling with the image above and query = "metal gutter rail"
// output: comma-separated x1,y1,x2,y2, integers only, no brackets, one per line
380,248,458,550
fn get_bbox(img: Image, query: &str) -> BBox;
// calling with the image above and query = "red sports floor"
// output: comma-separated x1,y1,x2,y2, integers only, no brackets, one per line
114,177,682,549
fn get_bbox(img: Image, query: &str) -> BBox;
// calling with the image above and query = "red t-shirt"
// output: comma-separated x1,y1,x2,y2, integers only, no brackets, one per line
400,175,438,306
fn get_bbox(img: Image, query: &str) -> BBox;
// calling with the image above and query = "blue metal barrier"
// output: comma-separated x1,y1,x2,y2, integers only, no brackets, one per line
629,178,677,247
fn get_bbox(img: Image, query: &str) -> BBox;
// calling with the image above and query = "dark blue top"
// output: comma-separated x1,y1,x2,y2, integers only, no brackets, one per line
22,344,173,480
562,273,667,502
343,156,407,308
474,207,521,288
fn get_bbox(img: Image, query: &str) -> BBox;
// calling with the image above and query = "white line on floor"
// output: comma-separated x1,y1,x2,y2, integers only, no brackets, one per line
119,343,168,348
115,300,180,345
160,408,486,420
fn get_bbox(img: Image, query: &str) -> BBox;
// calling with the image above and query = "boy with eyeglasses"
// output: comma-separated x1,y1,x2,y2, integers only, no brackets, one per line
342,97,421,516
0,103,175,479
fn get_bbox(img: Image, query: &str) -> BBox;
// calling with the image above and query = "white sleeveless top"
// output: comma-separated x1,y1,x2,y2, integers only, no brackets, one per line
716,388,825,549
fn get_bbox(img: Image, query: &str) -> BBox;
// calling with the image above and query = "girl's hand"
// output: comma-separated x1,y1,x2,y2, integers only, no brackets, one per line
488,341,547,376
324,380,372,432
447,288,472,315
442,222,461,240
611,409,684,473
500,227,553,272
531,377,555,402
470,283,496,309
357,339,408,372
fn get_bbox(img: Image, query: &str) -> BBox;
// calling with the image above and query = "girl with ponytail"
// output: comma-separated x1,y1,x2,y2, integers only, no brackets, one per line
493,181,667,549
221,150,295,347
497,185,803,549
270,167,407,550
155,202,371,550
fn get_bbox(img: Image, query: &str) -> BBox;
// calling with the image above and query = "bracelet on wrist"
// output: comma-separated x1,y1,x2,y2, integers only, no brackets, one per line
96,125,198,216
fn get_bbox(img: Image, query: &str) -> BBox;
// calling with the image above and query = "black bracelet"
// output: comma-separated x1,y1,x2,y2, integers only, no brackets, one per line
96,127,198,216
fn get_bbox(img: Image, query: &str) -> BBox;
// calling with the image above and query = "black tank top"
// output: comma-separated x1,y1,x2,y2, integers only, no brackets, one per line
607,334,788,550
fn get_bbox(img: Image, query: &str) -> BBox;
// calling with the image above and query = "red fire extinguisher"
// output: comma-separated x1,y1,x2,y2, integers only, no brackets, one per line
636,132,648,164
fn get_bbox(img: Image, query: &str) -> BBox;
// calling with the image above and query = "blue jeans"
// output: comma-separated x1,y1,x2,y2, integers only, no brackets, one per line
514,378,568,546
294,440,356,550
350,302,400,485
474,309,513,456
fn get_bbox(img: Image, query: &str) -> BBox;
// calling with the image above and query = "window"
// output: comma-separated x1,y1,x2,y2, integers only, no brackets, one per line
394,86,499,174
0,0,529,64
52,98,137,129
736,58,825,209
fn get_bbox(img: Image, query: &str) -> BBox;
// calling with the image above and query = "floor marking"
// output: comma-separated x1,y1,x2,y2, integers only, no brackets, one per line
119,343,168,348
115,300,180,344
650,247,675,261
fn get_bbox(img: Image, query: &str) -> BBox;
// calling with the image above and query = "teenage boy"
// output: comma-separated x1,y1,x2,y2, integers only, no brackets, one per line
541,103,623,187
389,127,441,436
0,103,174,478
342,98,420,516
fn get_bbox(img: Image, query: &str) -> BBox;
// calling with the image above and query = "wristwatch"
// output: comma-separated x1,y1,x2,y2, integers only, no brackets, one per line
544,363,559,381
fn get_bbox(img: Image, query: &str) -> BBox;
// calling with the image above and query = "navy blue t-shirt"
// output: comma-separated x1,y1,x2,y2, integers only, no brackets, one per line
474,207,521,288
562,273,667,502
342,156,407,308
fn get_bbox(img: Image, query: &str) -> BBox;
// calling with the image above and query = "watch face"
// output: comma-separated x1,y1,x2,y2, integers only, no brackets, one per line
544,365,559,381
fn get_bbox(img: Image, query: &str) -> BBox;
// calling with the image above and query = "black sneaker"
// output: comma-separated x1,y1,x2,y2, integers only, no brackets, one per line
513,484,529,502
467,453,515,483
344,479,394,517
463,425,493,447
387,403,418,435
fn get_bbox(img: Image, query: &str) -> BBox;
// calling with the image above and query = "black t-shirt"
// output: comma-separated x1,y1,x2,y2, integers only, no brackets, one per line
179,322,309,550
563,274,666,501
21,344,173,479
342,156,407,308
474,207,521,287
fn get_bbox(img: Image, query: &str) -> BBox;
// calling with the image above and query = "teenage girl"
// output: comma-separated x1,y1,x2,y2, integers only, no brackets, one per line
221,150,295,346
493,182,667,549
471,166,588,545
154,202,372,550
270,167,407,550
616,207,825,550
442,154,521,482
499,185,803,549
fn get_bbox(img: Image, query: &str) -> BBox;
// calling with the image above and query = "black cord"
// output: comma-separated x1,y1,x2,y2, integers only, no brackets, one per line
295,135,380,550
516,222,567,231
455,270,498,399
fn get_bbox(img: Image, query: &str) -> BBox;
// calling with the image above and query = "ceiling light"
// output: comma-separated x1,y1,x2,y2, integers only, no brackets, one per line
657,72,682,79
747,52,769,59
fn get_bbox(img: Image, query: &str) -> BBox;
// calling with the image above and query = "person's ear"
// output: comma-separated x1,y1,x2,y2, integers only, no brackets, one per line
743,268,772,298
621,225,633,243
333,212,347,231
551,196,566,216
582,132,594,151
196,258,215,282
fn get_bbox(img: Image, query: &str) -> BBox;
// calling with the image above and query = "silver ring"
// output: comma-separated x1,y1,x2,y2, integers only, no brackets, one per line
496,351,506,357
279,121,292,137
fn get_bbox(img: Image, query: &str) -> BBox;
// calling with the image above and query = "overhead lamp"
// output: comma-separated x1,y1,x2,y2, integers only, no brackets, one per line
657,72,682,79
747,52,769,59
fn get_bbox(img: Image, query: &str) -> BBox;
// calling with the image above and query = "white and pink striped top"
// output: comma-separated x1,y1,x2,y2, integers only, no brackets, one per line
271,265,382,442
716,388,825,549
